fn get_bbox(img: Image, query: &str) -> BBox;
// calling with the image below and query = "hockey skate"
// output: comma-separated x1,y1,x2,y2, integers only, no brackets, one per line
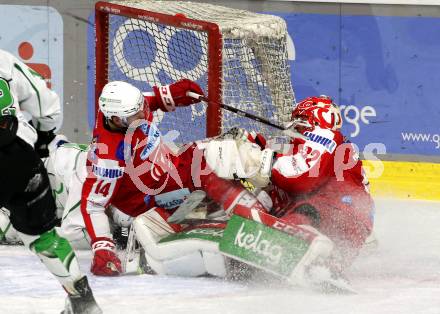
113,226,129,250
61,276,102,314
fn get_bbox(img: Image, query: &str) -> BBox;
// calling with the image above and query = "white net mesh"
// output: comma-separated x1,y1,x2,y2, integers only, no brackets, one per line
105,0,295,143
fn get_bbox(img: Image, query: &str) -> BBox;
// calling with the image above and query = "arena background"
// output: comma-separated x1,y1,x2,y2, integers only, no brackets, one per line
0,0,438,200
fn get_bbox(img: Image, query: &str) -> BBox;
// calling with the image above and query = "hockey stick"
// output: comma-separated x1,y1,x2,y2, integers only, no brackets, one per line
178,218,227,225
187,92,286,131
186,92,307,140
121,224,141,275
167,190,207,223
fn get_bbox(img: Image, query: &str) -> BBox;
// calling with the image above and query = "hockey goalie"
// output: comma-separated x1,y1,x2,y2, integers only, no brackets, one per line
128,96,374,292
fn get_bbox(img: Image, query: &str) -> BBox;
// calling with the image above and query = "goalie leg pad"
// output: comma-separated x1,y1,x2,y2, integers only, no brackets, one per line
144,250,226,277
133,209,226,277
133,207,180,248
203,251,227,277
145,250,206,277
219,215,334,287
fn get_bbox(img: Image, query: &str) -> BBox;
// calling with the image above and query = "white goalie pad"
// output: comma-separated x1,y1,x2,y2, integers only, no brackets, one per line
133,210,226,277
145,250,226,278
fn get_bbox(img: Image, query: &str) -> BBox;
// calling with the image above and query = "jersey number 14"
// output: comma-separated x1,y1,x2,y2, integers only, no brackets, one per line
95,180,111,197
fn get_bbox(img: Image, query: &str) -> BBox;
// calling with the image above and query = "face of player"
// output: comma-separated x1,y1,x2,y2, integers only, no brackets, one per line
110,109,145,129
126,109,145,125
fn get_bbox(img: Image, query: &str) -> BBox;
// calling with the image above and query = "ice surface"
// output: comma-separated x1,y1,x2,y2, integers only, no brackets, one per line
1,198,440,314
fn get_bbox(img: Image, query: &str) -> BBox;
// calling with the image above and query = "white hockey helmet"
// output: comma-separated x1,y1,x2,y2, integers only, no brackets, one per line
98,81,144,119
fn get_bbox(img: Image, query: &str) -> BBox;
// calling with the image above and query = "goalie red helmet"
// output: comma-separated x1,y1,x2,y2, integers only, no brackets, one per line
291,95,342,131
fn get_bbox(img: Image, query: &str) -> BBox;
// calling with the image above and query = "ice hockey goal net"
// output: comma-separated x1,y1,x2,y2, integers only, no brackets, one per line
95,0,295,143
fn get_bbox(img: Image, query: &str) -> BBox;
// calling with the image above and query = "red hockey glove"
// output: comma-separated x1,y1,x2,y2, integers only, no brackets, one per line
153,79,204,112
91,239,122,276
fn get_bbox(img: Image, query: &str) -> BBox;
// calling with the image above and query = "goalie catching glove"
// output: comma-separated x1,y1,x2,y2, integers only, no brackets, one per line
220,127,267,149
201,137,274,188
150,78,204,112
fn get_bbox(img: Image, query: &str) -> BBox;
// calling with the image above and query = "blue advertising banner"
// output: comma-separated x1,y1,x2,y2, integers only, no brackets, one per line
88,11,440,156
275,12,440,156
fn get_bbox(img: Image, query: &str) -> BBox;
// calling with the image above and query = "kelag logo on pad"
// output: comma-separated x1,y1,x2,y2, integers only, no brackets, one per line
233,222,283,266
220,215,310,276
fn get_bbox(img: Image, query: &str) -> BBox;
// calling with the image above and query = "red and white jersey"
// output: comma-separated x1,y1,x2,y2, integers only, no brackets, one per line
81,109,198,242
268,126,373,258
271,126,368,195
109,138,197,217
81,111,129,242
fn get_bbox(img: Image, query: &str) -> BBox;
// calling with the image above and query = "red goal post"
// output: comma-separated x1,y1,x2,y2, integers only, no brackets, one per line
95,1,295,142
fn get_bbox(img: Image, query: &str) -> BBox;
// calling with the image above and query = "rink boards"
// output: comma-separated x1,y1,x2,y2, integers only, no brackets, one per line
364,160,440,201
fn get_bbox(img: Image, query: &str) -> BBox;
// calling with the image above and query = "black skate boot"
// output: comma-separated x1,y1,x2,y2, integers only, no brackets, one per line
61,276,102,314
113,226,129,250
